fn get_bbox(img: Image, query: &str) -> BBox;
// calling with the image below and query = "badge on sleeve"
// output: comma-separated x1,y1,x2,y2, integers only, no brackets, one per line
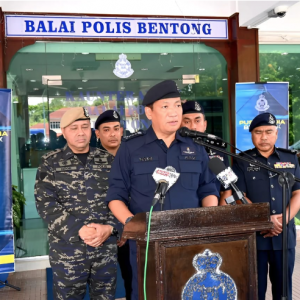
181,146,196,155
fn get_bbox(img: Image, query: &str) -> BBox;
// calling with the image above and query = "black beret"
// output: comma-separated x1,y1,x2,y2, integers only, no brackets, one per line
249,113,277,132
142,80,180,106
182,101,204,115
94,110,120,129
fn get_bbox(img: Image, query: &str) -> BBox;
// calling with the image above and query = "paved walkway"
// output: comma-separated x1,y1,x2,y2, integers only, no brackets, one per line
0,243,299,299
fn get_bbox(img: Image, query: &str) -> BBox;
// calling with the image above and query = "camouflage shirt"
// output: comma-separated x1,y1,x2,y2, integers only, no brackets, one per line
34,145,119,247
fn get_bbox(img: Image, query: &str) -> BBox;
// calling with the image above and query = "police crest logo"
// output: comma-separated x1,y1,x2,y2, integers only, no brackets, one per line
83,107,89,117
269,114,276,125
255,94,270,112
182,249,237,300
182,146,195,155
113,111,118,119
195,102,201,111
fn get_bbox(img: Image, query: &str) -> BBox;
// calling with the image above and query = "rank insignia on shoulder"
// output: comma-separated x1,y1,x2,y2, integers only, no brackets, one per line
181,146,196,155
42,148,62,160
277,147,297,154
122,131,145,141
274,162,295,169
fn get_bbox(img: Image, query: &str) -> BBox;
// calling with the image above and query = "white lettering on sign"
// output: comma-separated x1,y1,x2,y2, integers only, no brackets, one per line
5,15,228,39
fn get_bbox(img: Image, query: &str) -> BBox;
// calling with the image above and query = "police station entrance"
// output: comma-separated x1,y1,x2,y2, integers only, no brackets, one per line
8,41,229,258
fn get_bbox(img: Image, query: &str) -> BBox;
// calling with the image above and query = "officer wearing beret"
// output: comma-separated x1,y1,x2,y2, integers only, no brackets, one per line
106,80,219,299
181,100,231,201
35,107,120,299
230,113,300,300
94,110,132,300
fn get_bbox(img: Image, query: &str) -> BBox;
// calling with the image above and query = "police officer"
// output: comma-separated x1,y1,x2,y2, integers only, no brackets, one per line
94,110,132,300
231,113,300,300
106,80,219,300
181,100,231,202
35,107,120,300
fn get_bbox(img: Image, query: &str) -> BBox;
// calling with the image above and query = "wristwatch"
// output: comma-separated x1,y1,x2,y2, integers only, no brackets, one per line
125,216,134,225
111,227,118,236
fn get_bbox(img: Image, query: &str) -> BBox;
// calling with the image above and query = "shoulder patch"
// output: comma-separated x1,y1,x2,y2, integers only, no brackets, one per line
42,148,62,160
277,147,297,154
122,131,145,142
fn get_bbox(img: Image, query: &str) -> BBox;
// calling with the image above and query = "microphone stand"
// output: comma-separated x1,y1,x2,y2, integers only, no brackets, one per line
194,138,299,300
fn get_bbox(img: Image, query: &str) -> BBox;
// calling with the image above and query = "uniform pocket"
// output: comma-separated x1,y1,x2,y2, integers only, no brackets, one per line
178,156,201,190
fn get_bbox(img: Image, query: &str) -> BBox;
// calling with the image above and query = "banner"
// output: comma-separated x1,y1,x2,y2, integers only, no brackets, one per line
0,89,14,274
235,82,289,151
5,15,228,39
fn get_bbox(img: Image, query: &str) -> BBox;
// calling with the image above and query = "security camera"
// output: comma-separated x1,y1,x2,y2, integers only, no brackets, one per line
268,5,288,18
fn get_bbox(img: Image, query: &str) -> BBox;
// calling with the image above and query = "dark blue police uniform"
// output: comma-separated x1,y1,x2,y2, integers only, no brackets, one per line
106,125,219,299
232,112,300,300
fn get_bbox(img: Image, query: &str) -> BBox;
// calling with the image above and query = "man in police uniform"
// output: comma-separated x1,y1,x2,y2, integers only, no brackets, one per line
231,113,300,300
181,100,231,201
106,80,219,300
35,107,120,300
94,110,132,300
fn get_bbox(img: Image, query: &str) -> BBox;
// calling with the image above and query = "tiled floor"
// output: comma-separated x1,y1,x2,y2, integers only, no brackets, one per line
0,244,299,299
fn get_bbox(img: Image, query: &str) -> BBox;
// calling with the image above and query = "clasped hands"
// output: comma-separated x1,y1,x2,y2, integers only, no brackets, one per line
79,223,112,248
260,214,283,238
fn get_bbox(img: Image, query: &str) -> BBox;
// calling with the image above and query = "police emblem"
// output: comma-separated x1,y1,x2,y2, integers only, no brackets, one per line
255,94,270,112
83,107,89,117
113,53,134,78
269,114,276,125
182,249,237,300
195,102,201,111
182,146,195,155
113,111,118,119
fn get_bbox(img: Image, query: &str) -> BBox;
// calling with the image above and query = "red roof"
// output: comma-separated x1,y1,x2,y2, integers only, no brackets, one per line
30,123,50,136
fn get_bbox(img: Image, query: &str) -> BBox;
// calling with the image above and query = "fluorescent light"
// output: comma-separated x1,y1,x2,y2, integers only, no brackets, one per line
82,52,89,55
161,53,168,55
120,87,125,90
199,68,205,71
76,68,84,71
222,78,227,81
26,68,33,71
30,79,36,82
141,68,148,71
281,52,288,55
33,88,39,91
82,79,88,82
78,87,83,90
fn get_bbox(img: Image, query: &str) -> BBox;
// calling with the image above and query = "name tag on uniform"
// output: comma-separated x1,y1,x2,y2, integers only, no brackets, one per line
95,157,108,164
181,146,196,155
209,155,224,161
58,161,72,167
247,163,260,172
55,166,77,172
92,165,111,170
274,162,295,168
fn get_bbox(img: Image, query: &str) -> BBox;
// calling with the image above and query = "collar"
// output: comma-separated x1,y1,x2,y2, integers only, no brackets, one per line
62,144,95,160
145,126,187,145
254,146,280,159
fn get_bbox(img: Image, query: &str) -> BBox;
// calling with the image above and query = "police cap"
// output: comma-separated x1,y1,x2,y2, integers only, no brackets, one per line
182,100,205,115
249,113,277,132
95,110,121,129
60,107,90,128
142,80,180,106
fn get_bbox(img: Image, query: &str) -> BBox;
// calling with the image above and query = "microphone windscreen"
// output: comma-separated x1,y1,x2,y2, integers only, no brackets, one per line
208,157,227,176
178,127,189,137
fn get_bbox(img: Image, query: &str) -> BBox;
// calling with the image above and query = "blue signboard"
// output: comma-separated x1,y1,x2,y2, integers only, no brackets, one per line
235,82,289,151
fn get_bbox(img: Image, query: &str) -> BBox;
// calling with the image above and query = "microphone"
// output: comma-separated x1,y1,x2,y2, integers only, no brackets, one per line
152,166,180,208
178,127,227,149
208,157,248,205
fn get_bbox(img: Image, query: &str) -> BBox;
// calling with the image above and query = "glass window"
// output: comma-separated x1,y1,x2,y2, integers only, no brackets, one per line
8,42,228,257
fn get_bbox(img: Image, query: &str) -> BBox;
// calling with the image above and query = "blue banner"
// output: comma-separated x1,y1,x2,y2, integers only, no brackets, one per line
236,82,289,151
0,89,14,274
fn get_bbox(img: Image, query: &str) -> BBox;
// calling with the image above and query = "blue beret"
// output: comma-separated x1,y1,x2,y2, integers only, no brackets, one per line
249,113,277,132
142,80,180,106
94,110,120,129
182,101,204,115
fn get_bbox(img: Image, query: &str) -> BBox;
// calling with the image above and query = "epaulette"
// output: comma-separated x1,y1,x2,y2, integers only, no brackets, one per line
122,131,145,142
277,147,297,154
238,148,254,156
42,148,62,160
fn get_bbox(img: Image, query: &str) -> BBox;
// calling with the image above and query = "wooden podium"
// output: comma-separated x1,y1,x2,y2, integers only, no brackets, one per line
122,203,273,300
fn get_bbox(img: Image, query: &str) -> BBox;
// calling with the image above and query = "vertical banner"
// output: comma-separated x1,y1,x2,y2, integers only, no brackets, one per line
236,82,289,151
0,89,14,274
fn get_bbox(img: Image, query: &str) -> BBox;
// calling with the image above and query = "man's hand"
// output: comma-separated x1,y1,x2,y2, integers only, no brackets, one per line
79,225,97,241
260,214,283,238
84,223,113,248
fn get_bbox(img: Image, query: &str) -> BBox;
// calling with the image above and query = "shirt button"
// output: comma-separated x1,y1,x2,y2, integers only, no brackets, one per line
271,185,274,188
272,197,275,201
253,177,256,180
268,162,270,165
272,210,276,214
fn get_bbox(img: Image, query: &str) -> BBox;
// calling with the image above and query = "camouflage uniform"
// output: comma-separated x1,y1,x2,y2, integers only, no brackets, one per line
35,144,120,300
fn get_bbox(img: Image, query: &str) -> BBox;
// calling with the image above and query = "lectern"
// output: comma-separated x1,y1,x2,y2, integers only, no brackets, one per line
122,203,273,300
